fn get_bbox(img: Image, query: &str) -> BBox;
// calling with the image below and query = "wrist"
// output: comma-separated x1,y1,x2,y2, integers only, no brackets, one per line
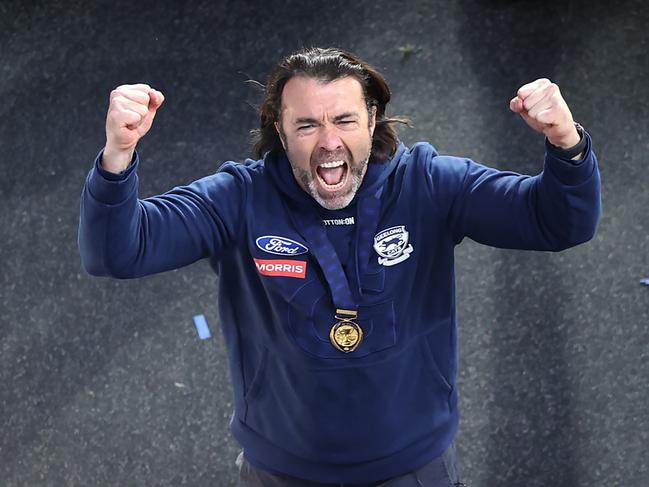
546,123,587,160
101,146,135,174
547,123,581,149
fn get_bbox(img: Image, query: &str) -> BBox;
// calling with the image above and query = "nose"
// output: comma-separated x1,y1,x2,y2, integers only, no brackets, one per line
317,124,343,152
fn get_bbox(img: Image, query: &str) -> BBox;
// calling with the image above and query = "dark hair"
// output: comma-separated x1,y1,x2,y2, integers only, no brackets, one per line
251,47,409,163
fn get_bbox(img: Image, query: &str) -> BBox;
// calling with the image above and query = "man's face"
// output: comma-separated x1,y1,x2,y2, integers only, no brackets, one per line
275,76,376,210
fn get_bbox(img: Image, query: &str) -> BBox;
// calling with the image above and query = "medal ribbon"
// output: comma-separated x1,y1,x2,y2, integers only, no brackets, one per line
290,189,382,314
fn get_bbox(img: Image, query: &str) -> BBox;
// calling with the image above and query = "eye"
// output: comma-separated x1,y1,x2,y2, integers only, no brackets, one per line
337,120,358,129
297,124,314,131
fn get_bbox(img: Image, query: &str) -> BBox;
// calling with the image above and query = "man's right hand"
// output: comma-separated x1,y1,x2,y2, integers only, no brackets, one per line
102,84,165,173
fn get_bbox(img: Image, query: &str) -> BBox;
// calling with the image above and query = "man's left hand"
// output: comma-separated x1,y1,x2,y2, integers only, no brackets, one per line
509,78,580,149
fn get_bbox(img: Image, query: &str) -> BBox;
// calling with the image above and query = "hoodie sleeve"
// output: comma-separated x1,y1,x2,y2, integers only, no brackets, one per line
443,132,601,251
78,149,248,278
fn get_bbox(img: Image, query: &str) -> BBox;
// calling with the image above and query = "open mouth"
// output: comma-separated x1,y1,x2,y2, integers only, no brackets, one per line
315,160,349,192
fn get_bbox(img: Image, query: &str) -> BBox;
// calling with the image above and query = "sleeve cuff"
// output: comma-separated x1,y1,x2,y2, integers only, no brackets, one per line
86,149,139,205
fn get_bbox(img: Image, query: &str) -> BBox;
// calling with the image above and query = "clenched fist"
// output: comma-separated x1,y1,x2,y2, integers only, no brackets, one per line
509,78,581,151
102,84,165,173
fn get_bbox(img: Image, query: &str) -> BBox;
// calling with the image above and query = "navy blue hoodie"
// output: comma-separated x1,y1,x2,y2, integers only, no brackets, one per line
79,138,600,483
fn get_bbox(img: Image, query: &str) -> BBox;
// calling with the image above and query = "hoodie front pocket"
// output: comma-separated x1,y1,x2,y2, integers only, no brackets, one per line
244,340,453,464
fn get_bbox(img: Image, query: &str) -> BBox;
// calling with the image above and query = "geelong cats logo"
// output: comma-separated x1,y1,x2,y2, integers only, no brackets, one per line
255,235,308,256
373,225,414,267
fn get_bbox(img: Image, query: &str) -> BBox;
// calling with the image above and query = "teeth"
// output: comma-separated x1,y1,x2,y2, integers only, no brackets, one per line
319,160,345,169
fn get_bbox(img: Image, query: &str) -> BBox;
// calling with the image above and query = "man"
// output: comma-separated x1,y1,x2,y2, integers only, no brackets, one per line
79,47,600,486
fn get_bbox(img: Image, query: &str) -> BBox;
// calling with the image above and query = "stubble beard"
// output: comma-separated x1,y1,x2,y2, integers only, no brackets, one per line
291,147,370,210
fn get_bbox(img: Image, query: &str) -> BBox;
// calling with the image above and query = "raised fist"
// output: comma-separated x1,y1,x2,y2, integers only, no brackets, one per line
509,78,580,149
102,84,164,173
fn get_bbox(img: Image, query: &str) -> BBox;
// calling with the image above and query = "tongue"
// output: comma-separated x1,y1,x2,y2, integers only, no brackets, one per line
318,166,345,186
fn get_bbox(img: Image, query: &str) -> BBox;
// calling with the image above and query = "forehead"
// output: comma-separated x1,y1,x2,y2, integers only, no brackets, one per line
280,76,365,119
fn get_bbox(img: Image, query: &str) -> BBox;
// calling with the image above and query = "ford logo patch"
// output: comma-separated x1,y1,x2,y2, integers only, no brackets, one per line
255,235,309,256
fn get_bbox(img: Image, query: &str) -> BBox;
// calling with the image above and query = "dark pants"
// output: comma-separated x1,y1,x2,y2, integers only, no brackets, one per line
237,443,462,487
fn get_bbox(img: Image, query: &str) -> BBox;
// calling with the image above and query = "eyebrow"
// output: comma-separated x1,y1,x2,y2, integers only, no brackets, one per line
293,112,360,125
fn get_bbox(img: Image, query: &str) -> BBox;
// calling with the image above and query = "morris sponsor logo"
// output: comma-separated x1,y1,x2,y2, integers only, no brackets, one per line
255,235,308,256
254,259,307,279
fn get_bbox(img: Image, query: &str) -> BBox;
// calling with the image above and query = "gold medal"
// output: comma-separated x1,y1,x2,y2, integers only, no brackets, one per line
329,309,363,353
